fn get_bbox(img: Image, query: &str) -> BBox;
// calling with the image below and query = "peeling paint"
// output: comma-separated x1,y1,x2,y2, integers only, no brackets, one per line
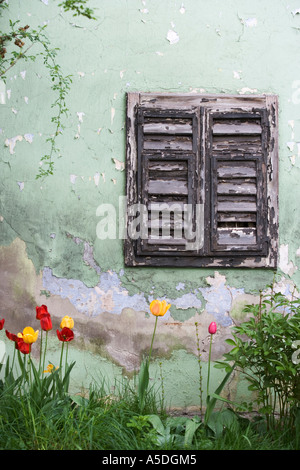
5,135,23,154
279,244,297,276
167,29,179,45
111,107,115,125
77,112,85,123
70,174,77,184
239,87,258,94
24,133,34,143
112,158,125,171
94,172,100,186
243,18,257,28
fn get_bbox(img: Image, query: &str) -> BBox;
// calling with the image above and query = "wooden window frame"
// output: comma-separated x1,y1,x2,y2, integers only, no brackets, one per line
125,92,279,268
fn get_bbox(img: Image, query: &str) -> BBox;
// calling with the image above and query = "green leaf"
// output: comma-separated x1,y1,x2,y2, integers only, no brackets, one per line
138,359,149,411
225,339,236,346
147,414,165,436
184,418,201,447
229,347,240,355
204,363,235,426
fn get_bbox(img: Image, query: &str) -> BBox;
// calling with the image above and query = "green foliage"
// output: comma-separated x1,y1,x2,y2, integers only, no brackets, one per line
59,0,96,19
216,286,300,430
0,1,95,178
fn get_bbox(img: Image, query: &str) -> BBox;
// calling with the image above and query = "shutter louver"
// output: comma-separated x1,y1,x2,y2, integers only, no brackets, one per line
208,111,268,254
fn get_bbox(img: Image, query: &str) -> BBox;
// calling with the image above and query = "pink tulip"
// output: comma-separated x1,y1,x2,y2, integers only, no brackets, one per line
208,322,217,335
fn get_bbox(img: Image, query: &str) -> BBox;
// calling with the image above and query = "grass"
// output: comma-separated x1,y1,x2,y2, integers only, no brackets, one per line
0,377,298,450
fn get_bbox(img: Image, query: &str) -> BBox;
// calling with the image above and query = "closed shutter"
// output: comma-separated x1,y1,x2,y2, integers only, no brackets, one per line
135,108,202,256
207,110,268,255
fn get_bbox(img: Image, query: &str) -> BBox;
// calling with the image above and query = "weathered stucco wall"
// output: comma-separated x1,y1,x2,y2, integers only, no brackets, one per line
1,0,300,410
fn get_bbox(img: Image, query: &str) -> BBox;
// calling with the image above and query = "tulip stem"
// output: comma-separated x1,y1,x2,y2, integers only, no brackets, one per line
59,342,65,377
148,316,158,365
65,343,69,372
39,330,43,373
207,334,213,403
42,331,48,374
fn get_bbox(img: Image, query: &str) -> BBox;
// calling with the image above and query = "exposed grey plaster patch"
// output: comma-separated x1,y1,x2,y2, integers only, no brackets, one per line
199,272,244,327
176,282,185,291
83,242,101,274
42,267,149,317
170,293,202,311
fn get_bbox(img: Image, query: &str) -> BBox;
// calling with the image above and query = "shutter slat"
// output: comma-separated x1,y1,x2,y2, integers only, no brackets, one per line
217,228,257,247
217,182,257,195
148,179,188,195
213,123,262,135
144,122,192,135
217,162,256,178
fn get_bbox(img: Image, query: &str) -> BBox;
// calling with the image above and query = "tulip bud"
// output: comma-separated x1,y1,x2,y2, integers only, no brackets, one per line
40,314,52,332
208,322,217,335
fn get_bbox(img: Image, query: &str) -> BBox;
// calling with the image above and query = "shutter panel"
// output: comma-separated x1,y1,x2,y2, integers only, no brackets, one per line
207,110,268,254
136,108,201,256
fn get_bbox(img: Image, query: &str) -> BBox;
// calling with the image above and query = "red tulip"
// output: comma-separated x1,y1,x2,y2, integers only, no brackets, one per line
0,319,4,330
40,314,52,332
16,337,31,355
208,322,217,335
5,330,31,354
5,330,18,343
56,327,74,342
36,305,49,320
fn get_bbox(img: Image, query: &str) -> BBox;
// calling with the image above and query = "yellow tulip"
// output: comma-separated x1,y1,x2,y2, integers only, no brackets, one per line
18,326,39,344
149,299,171,317
60,315,74,329
44,364,58,373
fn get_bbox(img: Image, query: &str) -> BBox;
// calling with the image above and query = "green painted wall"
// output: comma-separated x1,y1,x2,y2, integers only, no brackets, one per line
1,0,300,410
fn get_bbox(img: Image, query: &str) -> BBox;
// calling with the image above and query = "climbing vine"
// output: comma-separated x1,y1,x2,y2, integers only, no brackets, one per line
0,0,96,179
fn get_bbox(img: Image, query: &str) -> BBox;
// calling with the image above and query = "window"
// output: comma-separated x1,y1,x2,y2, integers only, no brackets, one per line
125,92,278,268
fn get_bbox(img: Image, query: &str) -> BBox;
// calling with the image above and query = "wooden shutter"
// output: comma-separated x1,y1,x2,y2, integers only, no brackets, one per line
207,109,268,255
125,92,278,268
135,108,201,257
